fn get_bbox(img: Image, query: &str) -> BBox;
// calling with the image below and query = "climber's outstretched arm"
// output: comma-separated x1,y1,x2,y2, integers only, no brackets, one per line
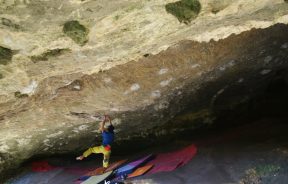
99,119,105,133
99,115,111,132
106,115,112,125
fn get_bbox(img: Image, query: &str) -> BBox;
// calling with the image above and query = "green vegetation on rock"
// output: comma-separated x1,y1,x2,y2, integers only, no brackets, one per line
0,46,13,65
63,20,89,46
209,0,230,14
165,0,201,24
255,164,280,176
114,15,120,21
160,109,216,133
30,48,70,63
14,91,29,98
1,18,20,30
0,73,3,79
174,109,212,123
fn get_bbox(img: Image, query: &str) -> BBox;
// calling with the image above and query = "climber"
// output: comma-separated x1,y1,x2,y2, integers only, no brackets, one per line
76,115,114,169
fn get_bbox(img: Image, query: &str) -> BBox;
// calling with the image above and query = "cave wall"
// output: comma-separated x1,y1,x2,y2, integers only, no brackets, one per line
1,0,288,180
1,23,288,179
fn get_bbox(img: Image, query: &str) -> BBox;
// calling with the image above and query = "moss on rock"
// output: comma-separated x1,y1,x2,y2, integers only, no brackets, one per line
0,46,13,65
0,73,3,79
63,20,89,46
30,48,70,63
1,18,20,30
14,91,29,98
174,109,212,123
165,0,201,24
255,164,281,176
209,0,230,14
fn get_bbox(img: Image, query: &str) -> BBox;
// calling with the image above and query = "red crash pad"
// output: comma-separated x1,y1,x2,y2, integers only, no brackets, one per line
146,144,197,175
31,161,55,172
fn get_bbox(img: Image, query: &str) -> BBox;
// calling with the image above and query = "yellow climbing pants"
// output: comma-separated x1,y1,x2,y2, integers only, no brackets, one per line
83,145,111,168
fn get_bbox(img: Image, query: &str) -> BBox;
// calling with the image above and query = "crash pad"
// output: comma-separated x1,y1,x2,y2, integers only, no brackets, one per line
81,170,113,184
86,167,106,176
77,175,91,182
115,155,153,176
31,161,55,172
146,144,197,175
77,159,127,183
115,154,154,177
127,164,153,178
86,159,127,176
105,159,128,172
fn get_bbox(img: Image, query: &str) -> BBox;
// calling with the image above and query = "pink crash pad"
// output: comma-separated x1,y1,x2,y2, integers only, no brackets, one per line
146,144,197,175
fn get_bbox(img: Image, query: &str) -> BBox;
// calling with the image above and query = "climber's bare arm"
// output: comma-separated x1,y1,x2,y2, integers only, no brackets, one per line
99,115,111,132
99,119,105,132
106,115,112,125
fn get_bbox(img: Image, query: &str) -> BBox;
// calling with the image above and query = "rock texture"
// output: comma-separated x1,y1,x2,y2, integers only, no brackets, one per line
0,0,288,178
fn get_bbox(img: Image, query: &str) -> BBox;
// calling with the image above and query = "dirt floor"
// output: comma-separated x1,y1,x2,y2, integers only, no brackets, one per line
5,118,288,184
134,118,288,184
